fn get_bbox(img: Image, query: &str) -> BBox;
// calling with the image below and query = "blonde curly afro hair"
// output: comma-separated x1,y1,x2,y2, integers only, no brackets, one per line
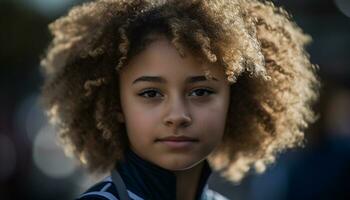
40,0,319,182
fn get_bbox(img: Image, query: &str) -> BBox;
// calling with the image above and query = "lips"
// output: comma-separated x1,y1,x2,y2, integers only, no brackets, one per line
156,136,198,142
156,136,198,149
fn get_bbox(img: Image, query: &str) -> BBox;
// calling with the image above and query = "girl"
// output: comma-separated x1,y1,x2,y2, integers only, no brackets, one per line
39,0,319,199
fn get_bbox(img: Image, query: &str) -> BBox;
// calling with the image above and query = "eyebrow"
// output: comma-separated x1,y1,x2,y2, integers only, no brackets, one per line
132,75,218,85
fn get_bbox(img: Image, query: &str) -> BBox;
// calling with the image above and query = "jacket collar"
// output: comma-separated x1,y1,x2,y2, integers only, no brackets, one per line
116,149,212,200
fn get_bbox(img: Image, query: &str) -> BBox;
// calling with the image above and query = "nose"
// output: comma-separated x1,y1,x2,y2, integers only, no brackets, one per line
163,96,192,128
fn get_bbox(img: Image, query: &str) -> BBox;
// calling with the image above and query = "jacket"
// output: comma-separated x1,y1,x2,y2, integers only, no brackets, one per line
76,150,229,200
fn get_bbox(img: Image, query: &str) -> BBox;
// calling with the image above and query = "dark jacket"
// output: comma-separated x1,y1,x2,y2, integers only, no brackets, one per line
76,150,229,200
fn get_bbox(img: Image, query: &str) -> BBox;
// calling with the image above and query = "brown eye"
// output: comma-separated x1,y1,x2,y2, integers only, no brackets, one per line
189,88,214,97
138,89,163,98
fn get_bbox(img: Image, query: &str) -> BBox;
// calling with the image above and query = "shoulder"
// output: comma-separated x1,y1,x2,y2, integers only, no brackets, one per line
76,176,144,200
203,187,230,200
76,177,119,200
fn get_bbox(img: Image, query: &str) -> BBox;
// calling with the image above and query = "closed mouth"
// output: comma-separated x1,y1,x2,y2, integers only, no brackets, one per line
156,136,198,142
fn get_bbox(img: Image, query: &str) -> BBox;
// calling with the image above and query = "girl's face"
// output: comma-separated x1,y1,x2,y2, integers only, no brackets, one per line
118,35,230,171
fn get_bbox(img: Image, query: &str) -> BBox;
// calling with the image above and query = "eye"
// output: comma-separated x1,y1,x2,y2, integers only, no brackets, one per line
189,88,214,97
138,88,163,98
138,88,214,99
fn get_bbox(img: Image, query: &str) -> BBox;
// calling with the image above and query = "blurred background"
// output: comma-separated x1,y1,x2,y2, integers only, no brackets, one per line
0,0,349,199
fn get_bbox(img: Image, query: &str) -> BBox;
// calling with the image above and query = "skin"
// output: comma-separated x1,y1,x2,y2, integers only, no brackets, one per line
118,34,230,200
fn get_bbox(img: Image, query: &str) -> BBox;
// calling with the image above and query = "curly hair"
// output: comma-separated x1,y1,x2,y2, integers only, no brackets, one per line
40,0,319,182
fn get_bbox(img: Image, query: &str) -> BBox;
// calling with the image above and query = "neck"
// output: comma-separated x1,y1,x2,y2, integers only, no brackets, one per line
117,149,212,200
174,162,204,200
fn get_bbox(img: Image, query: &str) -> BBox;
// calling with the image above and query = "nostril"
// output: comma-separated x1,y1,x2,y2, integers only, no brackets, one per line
164,114,192,127
163,99,192,127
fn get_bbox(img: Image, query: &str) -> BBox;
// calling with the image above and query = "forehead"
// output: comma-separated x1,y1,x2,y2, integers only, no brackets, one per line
119,35,226,82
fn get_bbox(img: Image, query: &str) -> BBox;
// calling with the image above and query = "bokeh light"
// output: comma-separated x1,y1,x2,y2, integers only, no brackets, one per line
14,94,46,143
33,124,78,179
335,0,350,18
17,0,77,17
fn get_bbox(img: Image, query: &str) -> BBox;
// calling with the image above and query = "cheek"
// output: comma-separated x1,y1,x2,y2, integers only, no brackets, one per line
195,98,229,129
192,97,230,146
122,101,161,142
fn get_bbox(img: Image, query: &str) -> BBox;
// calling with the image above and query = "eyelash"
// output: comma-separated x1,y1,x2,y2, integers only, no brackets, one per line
138,88,215,99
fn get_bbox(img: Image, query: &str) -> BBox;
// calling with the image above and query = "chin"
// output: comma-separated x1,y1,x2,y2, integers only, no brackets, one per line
156,155,204,171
